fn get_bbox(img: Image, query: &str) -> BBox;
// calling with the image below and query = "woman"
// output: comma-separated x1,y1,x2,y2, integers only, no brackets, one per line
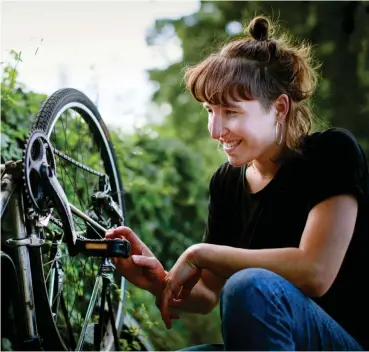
107,16,369,350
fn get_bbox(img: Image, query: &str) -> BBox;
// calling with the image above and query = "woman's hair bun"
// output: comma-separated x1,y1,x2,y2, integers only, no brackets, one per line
247,16,270,41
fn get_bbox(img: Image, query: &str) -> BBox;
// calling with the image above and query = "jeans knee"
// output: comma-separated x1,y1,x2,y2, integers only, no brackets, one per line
221,268,275,299
220,268,290,317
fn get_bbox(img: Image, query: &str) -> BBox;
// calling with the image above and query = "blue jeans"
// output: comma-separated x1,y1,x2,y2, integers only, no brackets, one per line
182,268,363,351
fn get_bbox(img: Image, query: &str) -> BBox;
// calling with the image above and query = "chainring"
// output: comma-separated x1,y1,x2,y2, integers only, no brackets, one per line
22,129,56,217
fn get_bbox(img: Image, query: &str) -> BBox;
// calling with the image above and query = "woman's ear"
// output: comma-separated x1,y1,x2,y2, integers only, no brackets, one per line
273,94,289,121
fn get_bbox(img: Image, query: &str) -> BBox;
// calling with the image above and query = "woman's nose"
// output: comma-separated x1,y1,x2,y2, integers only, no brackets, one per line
209,115,228,140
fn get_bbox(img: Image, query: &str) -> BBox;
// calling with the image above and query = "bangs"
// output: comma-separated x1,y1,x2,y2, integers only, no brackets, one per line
184,55,264,107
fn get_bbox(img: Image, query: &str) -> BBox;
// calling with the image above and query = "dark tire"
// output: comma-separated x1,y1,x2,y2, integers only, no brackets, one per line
28,88,127,351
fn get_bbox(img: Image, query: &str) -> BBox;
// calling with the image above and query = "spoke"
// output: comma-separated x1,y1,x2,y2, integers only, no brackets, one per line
44,234,65,283
60,293,77,350
43,254,69,268
66,256,89,326
51,286,62,310
61,162,85,210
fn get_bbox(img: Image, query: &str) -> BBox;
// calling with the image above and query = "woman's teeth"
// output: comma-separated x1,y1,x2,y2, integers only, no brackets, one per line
223,140,241,148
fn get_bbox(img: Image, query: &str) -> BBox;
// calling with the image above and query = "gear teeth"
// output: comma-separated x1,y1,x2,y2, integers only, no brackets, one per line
22,129,54,217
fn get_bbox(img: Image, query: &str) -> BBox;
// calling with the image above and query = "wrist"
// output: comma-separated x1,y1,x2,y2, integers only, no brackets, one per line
148,270,169,297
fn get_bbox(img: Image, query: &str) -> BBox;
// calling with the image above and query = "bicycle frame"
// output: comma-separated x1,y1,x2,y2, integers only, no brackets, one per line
1,161,42,349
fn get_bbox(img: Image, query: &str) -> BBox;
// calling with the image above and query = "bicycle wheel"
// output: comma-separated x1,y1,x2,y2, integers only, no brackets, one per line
27,88,127,351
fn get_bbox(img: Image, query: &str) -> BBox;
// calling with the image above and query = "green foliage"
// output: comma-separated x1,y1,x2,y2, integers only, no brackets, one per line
1,51,47,162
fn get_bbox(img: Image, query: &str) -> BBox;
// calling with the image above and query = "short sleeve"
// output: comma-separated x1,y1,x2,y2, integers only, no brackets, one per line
307,128,368,209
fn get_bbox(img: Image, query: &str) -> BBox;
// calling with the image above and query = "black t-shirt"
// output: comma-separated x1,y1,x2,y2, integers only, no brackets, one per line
203,128,369,348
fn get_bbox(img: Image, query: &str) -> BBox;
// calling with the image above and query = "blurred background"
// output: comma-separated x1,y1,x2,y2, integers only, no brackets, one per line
1,1,369,350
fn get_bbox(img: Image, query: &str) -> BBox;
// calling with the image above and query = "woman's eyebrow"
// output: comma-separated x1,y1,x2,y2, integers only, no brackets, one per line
203,102,242,109
224,103,243,109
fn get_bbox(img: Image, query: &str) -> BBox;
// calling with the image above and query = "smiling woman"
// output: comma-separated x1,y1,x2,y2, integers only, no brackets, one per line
108,15,369,351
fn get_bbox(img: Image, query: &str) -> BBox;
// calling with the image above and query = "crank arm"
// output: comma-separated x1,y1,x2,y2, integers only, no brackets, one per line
40,162,77,250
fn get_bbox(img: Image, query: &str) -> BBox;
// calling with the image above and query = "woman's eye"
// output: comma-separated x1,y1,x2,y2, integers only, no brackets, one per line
225,110,237,116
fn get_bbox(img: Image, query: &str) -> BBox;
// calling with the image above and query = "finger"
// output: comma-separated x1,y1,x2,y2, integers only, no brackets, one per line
169,311,180,319
169,298,184,308
171,284,183,299
105,232,127,240
156,296,180,321
165,294,177,328
178,269,201,299
156,296,180,318
106,227,155,257
176,286,184,299
105,231,127,240
177,287,191,300
156,294,170,327
159,288,173,329
106,226,142,244
182,268,201,290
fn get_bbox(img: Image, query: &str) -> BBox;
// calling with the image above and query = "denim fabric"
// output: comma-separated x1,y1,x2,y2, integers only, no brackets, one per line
182,268,363,351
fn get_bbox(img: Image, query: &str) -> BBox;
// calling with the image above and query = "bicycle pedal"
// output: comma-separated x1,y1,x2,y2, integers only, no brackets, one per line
74,238,130,258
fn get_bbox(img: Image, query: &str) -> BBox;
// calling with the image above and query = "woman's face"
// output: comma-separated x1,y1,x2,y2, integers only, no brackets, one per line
205,99,279,167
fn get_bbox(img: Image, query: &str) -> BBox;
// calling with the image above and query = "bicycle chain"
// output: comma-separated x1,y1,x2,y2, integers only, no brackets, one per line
52,147,106,177
50,215,63,229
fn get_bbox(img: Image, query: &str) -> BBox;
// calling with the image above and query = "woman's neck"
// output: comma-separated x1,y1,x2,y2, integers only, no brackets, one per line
251,144,286,179
251,159,280,179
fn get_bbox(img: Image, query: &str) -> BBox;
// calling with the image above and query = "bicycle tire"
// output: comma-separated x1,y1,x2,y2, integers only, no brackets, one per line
28,88,128,351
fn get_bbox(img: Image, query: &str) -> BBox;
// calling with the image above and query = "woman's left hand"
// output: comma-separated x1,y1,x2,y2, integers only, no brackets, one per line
158,245,202,329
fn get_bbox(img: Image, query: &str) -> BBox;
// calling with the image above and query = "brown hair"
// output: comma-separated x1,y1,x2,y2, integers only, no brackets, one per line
184,15,320,152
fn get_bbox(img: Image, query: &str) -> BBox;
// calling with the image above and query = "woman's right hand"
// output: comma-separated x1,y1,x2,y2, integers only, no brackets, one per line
105,226,166,296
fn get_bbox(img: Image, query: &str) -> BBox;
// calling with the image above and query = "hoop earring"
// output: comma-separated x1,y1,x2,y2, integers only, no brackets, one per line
275,122,283,146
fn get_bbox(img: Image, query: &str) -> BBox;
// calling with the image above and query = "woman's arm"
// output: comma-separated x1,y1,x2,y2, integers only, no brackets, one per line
190,194,358,297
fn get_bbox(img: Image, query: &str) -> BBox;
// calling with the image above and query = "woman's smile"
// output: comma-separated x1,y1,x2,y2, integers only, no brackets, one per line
222,139,242,153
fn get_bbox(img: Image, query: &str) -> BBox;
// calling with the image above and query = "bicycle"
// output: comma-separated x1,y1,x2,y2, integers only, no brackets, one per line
1,88,152,351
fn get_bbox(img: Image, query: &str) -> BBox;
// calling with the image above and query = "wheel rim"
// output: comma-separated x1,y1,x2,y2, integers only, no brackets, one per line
38,100,126,350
